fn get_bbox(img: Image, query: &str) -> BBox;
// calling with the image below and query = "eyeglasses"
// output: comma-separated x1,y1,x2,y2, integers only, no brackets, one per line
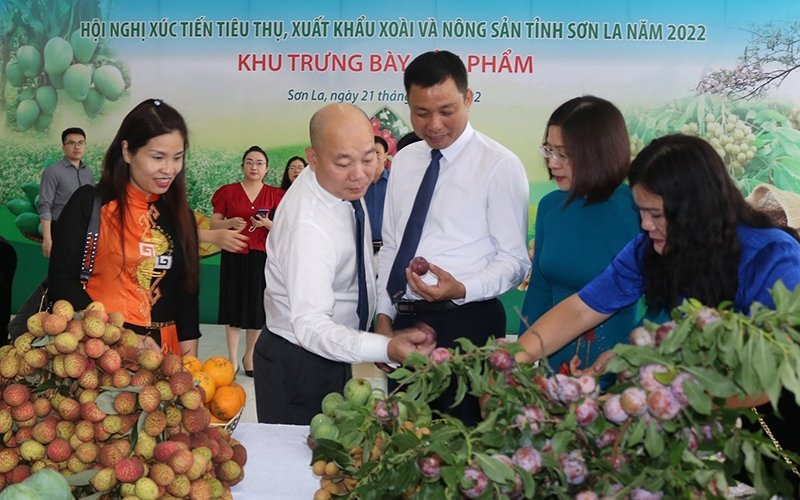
244,159,267,167
538,144,569,163
64,140,86,148
288,165,305,172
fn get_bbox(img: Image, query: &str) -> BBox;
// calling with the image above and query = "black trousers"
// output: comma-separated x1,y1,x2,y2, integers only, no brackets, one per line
392,298,505,426
254,326,351,425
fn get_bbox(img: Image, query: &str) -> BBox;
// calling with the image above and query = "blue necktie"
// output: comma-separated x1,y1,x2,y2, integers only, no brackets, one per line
351,200,369,331
386,149,442,303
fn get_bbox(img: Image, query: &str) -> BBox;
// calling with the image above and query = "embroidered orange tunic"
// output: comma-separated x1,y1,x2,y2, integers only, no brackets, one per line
85,185,172,328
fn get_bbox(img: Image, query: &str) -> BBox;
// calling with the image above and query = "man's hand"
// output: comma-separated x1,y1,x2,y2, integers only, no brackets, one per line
42,237,52,257
406,262,466,302
374,314,394,336
386,325,436,363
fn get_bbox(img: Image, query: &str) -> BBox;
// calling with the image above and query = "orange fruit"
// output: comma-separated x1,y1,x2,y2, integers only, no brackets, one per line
229,382,246,406
210,385,245,421
182,355,203,375
202,356,236,388
209,413,227,424
192,371,216,403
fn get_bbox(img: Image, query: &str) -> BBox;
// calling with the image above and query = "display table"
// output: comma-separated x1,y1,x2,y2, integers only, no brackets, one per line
230,423,318,499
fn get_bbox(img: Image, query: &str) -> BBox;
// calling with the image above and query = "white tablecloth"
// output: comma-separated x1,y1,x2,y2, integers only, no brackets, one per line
231,423,318,500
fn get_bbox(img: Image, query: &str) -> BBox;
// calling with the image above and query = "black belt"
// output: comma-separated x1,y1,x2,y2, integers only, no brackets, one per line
396,300,459,314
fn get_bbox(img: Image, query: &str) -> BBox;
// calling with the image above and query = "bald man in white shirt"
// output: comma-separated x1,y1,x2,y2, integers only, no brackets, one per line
254,103,435,425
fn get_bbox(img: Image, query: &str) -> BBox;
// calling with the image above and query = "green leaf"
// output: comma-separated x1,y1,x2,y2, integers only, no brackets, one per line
779,359,800,406
387,367,413,381
683,377,712,415
750,335,777,390
94,390,119,415
311,438,350,466
682,366,738,397
65,469,98,486
626,418,645,446
474,452,516,483
550,431,572,454
478,430,505,448
659,318,692,354
644,421,665,457
99,385,142,393
31,335,53,347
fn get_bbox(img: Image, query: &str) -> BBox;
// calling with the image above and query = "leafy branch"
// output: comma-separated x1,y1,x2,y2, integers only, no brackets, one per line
697,21,800,99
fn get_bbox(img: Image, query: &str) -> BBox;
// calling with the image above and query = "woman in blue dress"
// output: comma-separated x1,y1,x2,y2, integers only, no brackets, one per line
518,133,800,486
519,96,640,377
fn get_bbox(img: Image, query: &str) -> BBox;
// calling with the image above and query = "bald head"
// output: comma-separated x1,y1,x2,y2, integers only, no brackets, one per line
309,104,371,150
306,104,377,201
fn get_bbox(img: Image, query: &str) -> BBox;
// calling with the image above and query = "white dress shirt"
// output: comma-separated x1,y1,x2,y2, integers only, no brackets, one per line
264,168,390,363
376,123,531,320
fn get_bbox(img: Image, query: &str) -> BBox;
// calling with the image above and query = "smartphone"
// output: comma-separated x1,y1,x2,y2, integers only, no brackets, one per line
256,208,269,218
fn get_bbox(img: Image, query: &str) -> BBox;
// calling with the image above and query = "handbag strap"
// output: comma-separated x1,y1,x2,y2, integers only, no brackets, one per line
79,192,102,286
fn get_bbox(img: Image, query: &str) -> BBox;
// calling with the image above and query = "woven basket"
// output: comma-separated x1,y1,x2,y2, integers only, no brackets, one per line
209,404,245,433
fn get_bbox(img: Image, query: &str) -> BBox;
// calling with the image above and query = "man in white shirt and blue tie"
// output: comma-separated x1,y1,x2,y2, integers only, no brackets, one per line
375,50,531,425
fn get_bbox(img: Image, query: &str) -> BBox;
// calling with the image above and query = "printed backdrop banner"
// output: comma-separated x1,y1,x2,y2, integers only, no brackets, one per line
2,0,799,328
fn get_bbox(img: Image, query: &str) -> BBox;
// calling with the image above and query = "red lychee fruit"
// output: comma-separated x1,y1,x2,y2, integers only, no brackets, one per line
2,383,30,407
138,349,163,371
160,353,183,376
168,371,194,397
64,352,89,378
83,316,105,338
42,313,68,335
138,385,162,413
84,338,107,359
182,407,211,434
144,410,167,437
46,437,72,462
98,349,122,373
114,456,145,483
168,448,195,475
51,299,75,320
149,462,176,487
154,440,184,463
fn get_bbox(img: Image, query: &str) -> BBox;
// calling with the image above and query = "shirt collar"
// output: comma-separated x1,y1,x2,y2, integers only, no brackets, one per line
307,168,351,208
438,122,474,163
60,157,86,169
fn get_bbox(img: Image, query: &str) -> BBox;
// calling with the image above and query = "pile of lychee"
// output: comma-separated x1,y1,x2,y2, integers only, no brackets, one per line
0,299,247,499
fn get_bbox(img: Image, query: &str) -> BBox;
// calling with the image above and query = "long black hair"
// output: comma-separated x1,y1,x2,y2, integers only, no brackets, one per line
630,134,797,310
98,98,199,293
280,155,307,190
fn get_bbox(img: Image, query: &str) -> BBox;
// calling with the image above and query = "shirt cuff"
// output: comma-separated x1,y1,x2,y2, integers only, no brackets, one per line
359,332,392,364
455,275,479,305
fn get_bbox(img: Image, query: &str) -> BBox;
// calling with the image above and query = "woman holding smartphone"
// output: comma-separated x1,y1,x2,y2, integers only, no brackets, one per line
211,146,285,376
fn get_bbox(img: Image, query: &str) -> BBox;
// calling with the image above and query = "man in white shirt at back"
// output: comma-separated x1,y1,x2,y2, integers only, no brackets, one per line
254,103,435,425
375,50,530,425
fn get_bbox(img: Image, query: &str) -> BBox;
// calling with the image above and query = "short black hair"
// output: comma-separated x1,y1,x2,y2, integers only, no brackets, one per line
62,127,86,144
404,50,468,95
374,135,388,152
241,145,268,166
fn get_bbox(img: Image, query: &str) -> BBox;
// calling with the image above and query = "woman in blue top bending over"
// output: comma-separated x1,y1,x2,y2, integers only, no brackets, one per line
518,133,800,474
519,96,640,377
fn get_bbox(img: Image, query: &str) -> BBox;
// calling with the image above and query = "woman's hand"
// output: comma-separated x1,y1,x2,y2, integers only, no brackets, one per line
568,351,616,377
228,217,247,231
250,214,272,230
136,334,161,351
